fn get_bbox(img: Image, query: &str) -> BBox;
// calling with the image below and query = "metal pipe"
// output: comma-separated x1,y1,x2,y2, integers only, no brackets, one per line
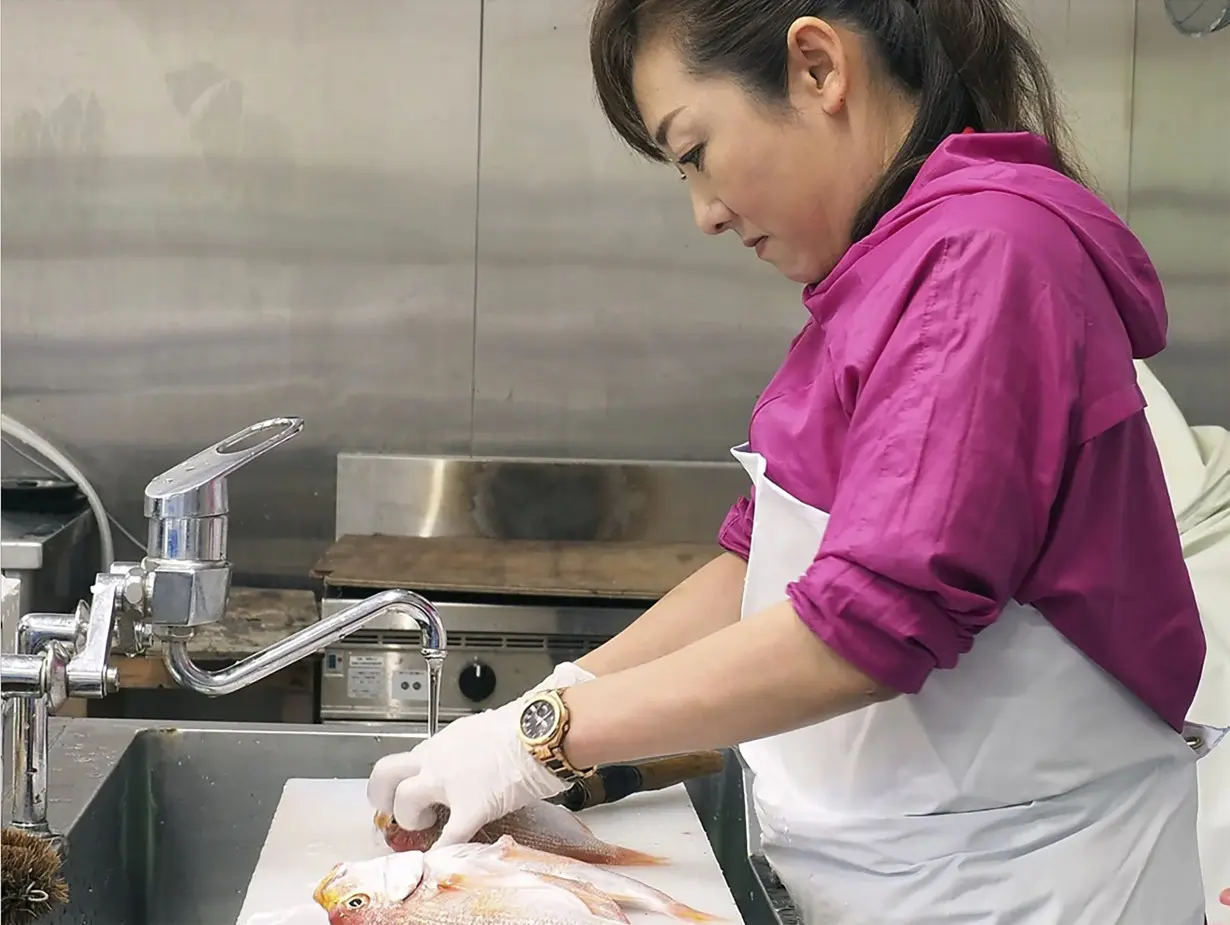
6,614,77,835
161,589,447,729
9,693,50,834
0,653,45,696
17,613,83,656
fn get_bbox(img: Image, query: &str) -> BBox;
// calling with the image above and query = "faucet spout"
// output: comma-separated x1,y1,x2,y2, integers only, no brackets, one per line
161,589,448,731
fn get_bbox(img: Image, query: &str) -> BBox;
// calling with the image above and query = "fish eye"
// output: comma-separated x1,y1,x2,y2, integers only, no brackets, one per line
345,894,369,909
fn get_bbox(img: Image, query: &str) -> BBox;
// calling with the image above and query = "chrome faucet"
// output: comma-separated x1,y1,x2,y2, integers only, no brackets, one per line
1,417,448,840
1,608,102,844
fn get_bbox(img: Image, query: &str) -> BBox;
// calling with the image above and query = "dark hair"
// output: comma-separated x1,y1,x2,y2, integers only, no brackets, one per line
590,0,1087,242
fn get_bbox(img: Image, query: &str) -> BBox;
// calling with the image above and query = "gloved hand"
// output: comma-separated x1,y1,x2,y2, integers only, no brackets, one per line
366,698,568,848
529,660,596,694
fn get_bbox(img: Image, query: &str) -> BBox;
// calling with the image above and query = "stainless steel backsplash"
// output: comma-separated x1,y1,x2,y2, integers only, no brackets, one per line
2,0,1225,584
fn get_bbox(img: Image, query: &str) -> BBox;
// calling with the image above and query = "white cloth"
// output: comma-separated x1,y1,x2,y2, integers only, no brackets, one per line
366,699,566,847
730,442,1217,925
1137,359,1230,922
1184,425,1230,923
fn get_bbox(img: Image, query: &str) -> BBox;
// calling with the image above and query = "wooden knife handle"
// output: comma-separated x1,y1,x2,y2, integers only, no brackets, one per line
632,751,726,792
553,751,727,811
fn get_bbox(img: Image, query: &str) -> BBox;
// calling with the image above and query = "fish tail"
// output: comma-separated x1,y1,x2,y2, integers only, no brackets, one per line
667,902,725,922
604,845,667,866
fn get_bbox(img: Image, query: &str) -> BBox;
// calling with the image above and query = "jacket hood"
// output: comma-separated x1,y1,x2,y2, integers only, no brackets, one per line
830,132,1168,359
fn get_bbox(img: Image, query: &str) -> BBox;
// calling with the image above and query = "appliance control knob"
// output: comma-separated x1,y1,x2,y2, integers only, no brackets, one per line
458,661,497,703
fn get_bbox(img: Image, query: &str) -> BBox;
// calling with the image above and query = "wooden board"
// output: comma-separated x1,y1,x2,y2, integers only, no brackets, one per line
312,535,716,599
191,587,320,658
235,778,744,924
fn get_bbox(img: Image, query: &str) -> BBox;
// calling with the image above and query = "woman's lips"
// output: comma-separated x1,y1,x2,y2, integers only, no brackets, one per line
745,235,767,257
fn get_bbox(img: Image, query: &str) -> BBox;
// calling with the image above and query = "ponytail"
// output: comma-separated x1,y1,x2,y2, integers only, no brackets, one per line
853,0,1087,239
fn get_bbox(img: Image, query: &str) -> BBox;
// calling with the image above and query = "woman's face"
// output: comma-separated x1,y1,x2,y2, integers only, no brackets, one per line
631,18,913,284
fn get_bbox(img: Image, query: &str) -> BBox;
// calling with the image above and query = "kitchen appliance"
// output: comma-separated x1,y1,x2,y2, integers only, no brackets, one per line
317,593,644,728
315,453,745,729
0,486,99,655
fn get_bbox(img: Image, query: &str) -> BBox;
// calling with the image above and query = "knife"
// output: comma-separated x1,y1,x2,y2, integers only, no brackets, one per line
548,750,727,812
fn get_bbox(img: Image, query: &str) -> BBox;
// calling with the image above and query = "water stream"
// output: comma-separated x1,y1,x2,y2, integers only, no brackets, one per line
423,651,445,737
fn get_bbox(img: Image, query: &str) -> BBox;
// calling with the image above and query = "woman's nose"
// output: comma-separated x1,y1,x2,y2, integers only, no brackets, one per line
691,186,735,236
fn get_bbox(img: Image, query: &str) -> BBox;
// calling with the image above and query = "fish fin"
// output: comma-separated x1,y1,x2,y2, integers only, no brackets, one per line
588,887,724,922
531,800,602,839
566,811,598,836
662,901,726,922
597,890,728,920
530,873,630,923
491,837,550,864
496,835,658,879
475,821,502,844
434,872,470,891
604,844,668,866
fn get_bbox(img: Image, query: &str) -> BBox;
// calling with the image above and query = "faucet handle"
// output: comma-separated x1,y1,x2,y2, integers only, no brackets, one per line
143,417,303,519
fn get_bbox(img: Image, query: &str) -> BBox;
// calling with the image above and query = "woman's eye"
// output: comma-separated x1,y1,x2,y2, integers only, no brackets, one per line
678,144,705,176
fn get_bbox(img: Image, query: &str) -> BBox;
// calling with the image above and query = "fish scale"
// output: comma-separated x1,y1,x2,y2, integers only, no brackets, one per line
377,800,663,866
388,879,625,925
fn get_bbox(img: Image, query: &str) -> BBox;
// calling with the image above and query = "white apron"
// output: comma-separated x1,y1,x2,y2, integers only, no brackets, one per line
731,443,1224,925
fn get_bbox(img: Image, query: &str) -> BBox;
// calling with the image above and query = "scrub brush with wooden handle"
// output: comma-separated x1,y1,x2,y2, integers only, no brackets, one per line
0,828,69,925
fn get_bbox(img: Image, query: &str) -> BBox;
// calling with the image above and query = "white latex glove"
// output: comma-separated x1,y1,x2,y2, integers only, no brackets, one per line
367,699,568,848
529,660,596,694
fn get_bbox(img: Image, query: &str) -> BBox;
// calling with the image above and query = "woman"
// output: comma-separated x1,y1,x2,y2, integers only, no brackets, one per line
368,1,1217,921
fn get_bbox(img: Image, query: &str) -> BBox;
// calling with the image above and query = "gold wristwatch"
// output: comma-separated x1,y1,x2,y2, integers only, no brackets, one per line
516,689,595,783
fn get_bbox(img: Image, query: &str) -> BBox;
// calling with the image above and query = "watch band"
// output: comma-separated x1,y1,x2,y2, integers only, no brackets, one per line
534,746,591,783
519,689,595,783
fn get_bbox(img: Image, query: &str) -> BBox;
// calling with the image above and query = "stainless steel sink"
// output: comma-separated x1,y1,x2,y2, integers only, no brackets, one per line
4,719,424,925
3,718,794,925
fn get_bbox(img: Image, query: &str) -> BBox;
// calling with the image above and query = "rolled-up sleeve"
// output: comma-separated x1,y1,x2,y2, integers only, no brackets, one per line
717,491,755,560
786,224,1082,693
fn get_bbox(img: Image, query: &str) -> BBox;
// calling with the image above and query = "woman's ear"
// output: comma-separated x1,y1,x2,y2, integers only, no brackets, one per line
785,16,850,115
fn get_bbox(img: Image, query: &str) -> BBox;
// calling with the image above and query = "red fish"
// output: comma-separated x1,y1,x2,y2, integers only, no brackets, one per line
374,800,663,866
312,837,723,925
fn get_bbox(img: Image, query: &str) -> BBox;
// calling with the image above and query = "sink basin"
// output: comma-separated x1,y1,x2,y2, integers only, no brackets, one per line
8,720,424,925
4,718,794,925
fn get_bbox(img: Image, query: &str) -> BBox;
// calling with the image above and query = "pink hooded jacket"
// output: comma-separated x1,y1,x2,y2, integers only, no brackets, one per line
719,131,1204,732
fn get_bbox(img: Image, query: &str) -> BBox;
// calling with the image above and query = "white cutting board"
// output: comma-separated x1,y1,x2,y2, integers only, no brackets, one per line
235,778,745,924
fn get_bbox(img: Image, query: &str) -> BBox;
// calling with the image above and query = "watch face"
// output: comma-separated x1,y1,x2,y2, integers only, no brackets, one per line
520,698,557,741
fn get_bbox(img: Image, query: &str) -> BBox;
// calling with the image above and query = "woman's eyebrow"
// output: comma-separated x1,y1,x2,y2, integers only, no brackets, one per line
654,106,685,148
